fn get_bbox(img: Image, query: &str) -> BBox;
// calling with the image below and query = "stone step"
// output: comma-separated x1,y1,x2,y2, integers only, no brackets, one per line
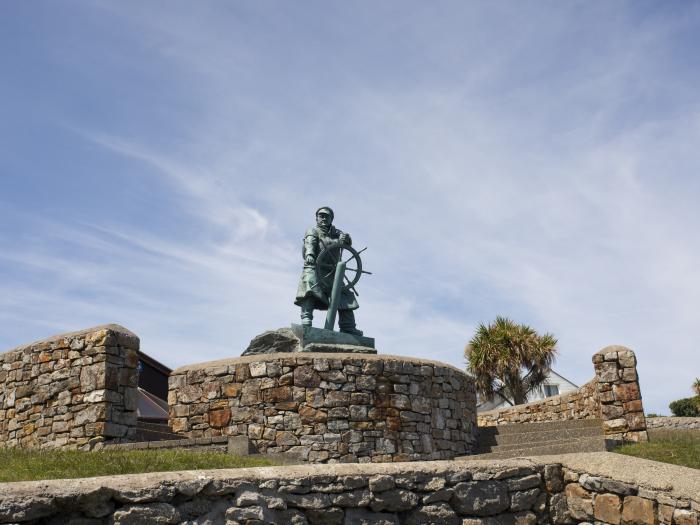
474,433,606,454
477,426,603,447
134,420,183,442
464,436,608,460
477,418,602,435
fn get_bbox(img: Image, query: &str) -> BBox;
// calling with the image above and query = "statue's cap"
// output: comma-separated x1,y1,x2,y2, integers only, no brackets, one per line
316,206,334,219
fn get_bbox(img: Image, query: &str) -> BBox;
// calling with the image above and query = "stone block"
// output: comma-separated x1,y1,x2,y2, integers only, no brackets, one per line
227,435,255,455
111,503,180,524
674,509,699,525
596,361,619,382
208,408,231,428
370,488,419,512
565,484,593,520
451,481,510,516
613,382,641,403
622,496,655,525
263,386,293,403
294,365,321,388
595,493,622,525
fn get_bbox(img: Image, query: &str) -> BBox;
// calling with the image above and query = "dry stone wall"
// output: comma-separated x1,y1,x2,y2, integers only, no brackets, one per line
0,324,139,450
477,380,599,427
478,346,648,442
592,346,647,442
646,417,700,430
0,453,697,524
168,353,477,463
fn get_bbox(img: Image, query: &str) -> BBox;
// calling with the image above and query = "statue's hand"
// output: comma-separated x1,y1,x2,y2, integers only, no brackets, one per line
305,255,315,265
339,233,349,244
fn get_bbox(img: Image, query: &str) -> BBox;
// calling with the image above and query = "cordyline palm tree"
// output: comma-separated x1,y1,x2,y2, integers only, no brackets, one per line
465,316,558,406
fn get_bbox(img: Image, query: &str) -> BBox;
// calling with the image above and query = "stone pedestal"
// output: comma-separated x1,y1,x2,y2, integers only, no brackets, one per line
168,352,477,463
291,324,376,353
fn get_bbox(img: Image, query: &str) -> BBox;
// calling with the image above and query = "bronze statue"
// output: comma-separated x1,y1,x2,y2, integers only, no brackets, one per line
294,206,364,335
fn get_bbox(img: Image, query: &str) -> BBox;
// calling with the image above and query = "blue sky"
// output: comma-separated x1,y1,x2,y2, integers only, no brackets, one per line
2,1,699,414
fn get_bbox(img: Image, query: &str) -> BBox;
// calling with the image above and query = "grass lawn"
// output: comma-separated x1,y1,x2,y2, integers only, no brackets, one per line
615,428,700,469
0,447,278,483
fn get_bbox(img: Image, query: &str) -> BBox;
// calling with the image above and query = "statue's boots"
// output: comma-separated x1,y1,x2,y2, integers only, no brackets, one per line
338,309,363,336
300,298,314,327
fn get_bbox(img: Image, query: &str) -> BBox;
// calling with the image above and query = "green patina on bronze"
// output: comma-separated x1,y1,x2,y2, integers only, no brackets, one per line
295,207,371,336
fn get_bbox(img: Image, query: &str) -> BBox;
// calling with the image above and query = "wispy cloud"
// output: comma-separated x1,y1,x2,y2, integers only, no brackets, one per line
2,1,700,412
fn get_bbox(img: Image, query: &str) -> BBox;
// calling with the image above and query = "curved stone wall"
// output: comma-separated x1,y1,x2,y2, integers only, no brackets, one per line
168,353,477,463
477,346,648,443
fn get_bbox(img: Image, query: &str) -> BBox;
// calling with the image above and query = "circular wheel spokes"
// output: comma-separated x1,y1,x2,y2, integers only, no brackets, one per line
315,242,363,291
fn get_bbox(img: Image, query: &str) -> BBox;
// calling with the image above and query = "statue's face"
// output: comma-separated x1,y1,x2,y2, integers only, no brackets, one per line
316,210,332,228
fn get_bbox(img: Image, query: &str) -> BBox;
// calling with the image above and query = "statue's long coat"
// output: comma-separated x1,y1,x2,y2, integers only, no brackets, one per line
294,225,359,310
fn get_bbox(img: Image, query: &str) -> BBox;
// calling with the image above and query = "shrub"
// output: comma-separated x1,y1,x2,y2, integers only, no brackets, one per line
669,396,700,417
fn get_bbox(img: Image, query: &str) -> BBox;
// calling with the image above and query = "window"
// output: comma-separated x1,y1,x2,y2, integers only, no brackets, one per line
544,384,559,397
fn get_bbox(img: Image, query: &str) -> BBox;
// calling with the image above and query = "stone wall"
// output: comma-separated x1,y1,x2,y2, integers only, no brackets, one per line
646,417,700,430
478,346,648,442
0,324,139,450
592,346,647,442
168,353,477,463
477,380,599,427
0,453,697,524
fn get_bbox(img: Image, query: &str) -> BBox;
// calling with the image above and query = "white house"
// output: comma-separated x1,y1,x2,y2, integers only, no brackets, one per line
476,369,579,412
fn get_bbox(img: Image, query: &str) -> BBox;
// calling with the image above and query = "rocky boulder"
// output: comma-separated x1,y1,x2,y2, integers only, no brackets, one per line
242,328,300,356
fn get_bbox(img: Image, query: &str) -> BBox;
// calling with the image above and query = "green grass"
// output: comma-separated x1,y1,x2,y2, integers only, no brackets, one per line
0,448,278,483
615,428,700,469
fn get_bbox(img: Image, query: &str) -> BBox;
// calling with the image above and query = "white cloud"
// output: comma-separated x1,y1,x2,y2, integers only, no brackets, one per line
2,1,700,414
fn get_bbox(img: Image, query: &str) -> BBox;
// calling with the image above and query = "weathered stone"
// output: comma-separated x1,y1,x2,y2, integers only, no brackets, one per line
544,464,564,493
507,475,540,492
621,495,655,525
579,474,636,496
613,383,641,403
510,488,540,512
111,503,180,525
333,489,371,507
596,361,619,383
276,431,300,447
549,492,571,525
674,509,699,525
208,408,231,428
594,493,622,525
369,475,396,492
565,484,593,520
242,328,300,355
451,481,510,516
225,505,265,521
263,386,293,403
343,508,399,525
293,365,321,388
249,362,267,377
306,506,344,525
286,493,332,509
404,502,460,525
370,488,419,512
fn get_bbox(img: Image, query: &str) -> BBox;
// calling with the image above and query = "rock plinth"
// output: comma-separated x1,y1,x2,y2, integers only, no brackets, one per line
168,352,477,462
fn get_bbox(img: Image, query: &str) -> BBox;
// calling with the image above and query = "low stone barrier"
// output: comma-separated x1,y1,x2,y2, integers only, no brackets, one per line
0,453,697,524
0,325,139,450
477,380,599,427
168,353,477,463
478,346,648,442
646,416,700,430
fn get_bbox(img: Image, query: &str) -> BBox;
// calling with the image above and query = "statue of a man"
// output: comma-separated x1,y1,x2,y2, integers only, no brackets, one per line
294,206,363,335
